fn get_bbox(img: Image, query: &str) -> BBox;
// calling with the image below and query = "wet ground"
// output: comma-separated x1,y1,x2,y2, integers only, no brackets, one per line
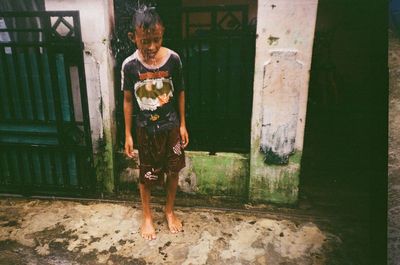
0,195,369,265
389,30,400,265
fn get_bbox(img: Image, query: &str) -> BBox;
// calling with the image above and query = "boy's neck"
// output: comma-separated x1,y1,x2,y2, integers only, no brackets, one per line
139,47,168,67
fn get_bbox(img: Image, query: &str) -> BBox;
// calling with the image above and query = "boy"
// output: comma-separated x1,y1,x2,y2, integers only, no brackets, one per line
122,6,189,240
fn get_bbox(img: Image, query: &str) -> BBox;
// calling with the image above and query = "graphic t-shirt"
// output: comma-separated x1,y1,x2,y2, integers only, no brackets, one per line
121,48,184,128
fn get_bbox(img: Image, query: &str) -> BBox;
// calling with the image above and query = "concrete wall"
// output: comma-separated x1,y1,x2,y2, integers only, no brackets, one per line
45,0,116,193
249,0,318,203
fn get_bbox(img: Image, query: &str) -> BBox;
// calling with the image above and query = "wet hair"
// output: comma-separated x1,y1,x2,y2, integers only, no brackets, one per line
132,3,163,32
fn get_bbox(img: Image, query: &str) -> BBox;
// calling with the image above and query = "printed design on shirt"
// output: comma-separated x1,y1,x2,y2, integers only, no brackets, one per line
172,141,182,156
144,170,158,181
134,70,174,111
139,70,169,80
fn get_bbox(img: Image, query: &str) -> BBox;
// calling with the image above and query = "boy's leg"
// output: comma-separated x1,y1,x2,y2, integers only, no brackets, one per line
139,182,156,240
165,172,183,233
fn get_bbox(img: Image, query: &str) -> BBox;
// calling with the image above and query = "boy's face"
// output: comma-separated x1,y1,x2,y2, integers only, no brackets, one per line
132,24,164,61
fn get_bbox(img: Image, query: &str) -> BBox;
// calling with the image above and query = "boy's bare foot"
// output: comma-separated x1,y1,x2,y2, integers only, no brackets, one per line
141,218,156,240
165,212,183,234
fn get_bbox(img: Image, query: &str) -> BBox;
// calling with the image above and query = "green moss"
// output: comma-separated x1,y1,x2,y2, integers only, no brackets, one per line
186,151,249,198
289,150,302,164
94,128,115,194
249,146,302,204
250,167,299,204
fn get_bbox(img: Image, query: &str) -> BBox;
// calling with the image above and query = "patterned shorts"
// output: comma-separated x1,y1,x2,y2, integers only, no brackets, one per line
136,126,185,186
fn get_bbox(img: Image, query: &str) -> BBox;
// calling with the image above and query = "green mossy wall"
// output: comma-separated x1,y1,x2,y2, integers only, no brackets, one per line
185,152,249,198
115,149,301,204
249,149,301,204
94,128,115,194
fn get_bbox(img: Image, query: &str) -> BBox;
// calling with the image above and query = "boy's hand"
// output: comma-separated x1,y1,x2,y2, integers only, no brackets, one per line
125,135,135,158
180,126,189,148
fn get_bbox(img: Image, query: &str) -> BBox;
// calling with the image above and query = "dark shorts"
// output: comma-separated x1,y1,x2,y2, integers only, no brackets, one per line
136,126,185,186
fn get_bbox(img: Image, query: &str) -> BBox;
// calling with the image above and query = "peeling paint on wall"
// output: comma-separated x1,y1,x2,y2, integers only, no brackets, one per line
260,50,303,165
246,0,318,204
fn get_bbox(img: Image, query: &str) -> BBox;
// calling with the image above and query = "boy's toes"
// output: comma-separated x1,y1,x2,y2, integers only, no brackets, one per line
172,224,182,233
166,212,183,234
170,226,177,234
142,232,156,240
141,220,156,240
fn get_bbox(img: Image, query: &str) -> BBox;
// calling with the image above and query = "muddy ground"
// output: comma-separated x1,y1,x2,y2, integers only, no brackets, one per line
0,196,370,265
0,198,334,265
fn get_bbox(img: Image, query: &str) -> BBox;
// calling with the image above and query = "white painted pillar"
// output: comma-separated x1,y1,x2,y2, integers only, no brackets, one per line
45,0,116,193
249,0,319,203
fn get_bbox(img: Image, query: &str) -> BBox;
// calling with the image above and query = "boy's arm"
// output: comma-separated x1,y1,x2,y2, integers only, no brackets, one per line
124,90,135,157
178,90,189,148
